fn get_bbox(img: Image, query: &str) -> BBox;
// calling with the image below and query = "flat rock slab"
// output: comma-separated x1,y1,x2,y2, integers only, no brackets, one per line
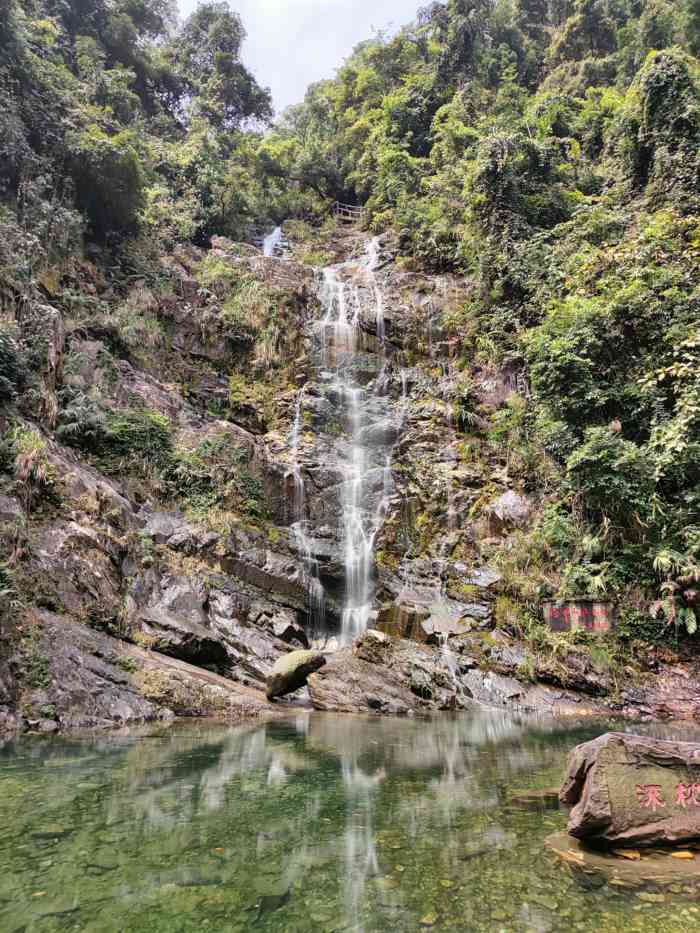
546,831,700,892
307,647,422,715
561,732,700,847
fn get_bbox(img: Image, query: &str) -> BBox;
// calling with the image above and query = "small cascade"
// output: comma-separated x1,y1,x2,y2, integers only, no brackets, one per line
286,389,326,632
263,225,283,258
437,632,463,701
444,397,458,535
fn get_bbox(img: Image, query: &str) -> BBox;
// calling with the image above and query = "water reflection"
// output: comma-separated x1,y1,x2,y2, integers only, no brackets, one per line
1,712,700,932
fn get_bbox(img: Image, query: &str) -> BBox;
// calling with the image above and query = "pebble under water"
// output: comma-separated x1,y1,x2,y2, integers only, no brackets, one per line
2,712,700,932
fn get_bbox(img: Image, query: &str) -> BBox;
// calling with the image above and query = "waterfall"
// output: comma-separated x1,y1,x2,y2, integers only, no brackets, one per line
296,237,399,646
263,225,283,258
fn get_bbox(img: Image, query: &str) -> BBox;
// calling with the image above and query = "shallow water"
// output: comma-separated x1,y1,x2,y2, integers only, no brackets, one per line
2,712,700,932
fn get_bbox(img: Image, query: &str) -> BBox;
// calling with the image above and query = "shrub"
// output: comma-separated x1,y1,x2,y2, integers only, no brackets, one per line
98,409,173,472
566,427,655,525
70,126,144,238
0,328,22,401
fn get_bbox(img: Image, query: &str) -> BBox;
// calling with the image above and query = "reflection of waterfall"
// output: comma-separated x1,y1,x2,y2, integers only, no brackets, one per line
313,239,399,644
263,225,283,258
341,760,383,933
7,710,659,933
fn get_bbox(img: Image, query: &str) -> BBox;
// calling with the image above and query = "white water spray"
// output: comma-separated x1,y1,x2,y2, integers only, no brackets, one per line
263,225,283,258
310,239,399,644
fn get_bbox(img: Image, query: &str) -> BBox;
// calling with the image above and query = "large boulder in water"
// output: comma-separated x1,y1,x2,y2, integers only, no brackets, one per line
266,650,327,700
560,732,700,847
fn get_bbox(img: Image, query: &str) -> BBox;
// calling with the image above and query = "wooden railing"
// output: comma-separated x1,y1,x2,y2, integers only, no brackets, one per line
333,201,365,224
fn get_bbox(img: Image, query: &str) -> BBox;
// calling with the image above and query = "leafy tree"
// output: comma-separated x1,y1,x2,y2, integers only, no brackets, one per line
171,2,272,129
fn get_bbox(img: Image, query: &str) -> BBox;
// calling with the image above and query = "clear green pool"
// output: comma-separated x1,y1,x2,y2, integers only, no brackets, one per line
2,711,700,932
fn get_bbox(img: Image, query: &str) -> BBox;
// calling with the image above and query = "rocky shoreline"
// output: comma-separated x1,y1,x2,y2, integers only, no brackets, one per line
4,615,700,735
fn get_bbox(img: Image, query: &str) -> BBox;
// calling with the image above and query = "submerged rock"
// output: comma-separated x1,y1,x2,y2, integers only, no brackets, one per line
561,732,700,847
266,650,327,700
546,831,700,892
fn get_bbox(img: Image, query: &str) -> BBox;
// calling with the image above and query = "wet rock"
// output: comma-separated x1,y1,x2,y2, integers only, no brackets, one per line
307,647,418,714
509,789,561,811
0,495,23,524
0,659,18,732
30,521,123,620
17,611,279,729
266,650,327,700
461,669,525,706
222,549,307,608
26,719,59,734
377,598,490,644
358,419,400,447
247,603,309,649
486,491,532,531
19,612,166,729
354,629,392,664
546,831,700,890
302,394,334,425
464,567,502,588
376,603,431,641
561,732,700,847
410,666,435,700
139,608,230,669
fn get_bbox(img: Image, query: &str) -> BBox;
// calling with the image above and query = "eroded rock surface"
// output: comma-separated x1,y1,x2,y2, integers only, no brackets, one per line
11,612,280,732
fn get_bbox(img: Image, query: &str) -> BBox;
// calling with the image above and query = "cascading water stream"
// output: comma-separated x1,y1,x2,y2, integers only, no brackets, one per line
286,389,326,631
300,237,399,645
263,225,283,258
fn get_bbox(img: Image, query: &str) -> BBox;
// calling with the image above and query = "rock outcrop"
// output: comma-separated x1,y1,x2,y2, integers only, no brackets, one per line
12,612,279,732
1,224,698,734
306,629,609,717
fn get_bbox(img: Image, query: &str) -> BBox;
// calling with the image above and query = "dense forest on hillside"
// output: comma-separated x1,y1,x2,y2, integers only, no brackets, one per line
1,0,699,662
263,0,700,635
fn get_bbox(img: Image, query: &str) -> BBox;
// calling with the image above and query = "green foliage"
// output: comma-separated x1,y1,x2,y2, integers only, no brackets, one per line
0,327,23,401
566,427,654,524
98,409,173,472
70,126,143,238
58,399,173,475
164,433,268,521
0,0,274,259
11,427,60,512
173,2,272,129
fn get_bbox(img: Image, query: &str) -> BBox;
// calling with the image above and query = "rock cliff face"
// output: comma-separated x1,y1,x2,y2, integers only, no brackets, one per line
0,224,697,731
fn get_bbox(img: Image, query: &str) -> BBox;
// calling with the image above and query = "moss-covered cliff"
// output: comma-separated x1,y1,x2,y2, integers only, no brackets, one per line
1,0,700,730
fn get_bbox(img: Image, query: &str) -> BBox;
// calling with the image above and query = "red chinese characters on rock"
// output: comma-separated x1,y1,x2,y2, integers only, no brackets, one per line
636,784,666,812
675,783,700,808
634,782,700,812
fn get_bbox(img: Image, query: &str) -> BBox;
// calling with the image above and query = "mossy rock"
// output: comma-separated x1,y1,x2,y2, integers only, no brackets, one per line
266,650,326,700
